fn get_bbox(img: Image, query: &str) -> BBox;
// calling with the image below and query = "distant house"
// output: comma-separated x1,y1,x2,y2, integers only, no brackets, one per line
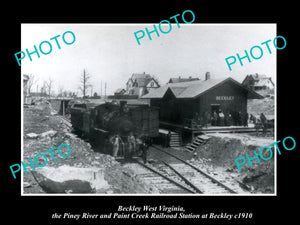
242,74,274,96
114,88,126,96
168,76,200,83
126,72,160,97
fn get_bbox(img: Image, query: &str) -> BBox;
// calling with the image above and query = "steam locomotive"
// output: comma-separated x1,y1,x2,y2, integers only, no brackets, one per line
69,100,159,159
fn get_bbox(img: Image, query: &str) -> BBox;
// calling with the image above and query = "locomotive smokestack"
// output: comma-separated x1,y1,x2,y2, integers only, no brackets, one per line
120,101,127,113
120,101,127,107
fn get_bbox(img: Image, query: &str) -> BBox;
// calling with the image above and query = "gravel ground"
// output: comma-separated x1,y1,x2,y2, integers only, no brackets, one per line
193,135,275,193
145,133,274,194
23,101,155,194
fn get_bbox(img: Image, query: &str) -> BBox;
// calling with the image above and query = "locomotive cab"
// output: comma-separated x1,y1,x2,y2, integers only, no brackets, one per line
70,100,159,160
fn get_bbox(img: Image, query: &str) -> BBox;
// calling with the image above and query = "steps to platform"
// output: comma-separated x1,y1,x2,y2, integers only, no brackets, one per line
185,134,210,152
169,132,182,147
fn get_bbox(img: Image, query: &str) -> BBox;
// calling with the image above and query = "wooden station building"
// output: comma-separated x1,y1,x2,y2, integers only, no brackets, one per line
142,74,263,132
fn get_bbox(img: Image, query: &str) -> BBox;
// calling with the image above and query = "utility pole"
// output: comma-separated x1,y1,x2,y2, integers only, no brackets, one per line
105,82,107,98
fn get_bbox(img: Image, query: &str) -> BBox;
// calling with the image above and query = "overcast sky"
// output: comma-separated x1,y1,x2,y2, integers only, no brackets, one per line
21,24,276,96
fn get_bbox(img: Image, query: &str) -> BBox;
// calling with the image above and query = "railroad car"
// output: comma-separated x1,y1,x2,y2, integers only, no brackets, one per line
70,100,159,159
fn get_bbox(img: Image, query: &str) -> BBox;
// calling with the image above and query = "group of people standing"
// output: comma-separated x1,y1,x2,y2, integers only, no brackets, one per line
110,133,150,163
193,110,249,128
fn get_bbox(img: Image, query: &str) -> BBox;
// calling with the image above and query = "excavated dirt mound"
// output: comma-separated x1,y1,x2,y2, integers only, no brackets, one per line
247,98,274,116
194,134,275,193
23,101,156,194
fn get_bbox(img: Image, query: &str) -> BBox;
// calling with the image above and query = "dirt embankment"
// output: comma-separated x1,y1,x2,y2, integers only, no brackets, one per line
248,98,274,116
23,101,155,194
194,134,275,193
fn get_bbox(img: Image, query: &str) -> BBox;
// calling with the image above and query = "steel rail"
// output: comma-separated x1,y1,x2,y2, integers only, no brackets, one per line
133,159,196,194
152,145,237,194
56,115,72,128
161,160,203,194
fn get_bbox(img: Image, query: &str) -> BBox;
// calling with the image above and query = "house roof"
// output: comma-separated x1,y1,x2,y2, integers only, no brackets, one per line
168,77,200,83
242,74,274,87
127,73,152,87
254,78,274,87
126,73,160,89
252,74,268,80
142,77,263,99
114,88,126,93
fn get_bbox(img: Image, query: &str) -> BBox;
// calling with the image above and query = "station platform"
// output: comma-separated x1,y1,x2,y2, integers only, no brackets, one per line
159,121,257,135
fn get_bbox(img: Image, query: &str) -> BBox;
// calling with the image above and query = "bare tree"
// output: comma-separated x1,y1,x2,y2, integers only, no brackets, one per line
63,91,68,98
40,82,47,95
78,69,91,98
45,78,54,98
27,74,38,94
57,85,64,97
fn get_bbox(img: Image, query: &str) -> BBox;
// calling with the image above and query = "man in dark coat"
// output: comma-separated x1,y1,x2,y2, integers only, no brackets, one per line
243,112,249,127
166,131,171,148
237,111,242,126
204,111,210,127
212,110,218,126
141,137,150,164
260,113,267,135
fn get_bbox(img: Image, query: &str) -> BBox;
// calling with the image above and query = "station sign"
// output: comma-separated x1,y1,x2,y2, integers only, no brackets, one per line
216,96,234,101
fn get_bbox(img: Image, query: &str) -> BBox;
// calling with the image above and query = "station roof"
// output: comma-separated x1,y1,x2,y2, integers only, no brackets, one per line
168,77,200,83
142,77,264,99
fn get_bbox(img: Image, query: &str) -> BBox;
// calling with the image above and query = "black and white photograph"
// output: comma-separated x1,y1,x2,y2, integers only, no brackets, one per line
21,24,276,195
5,5,298,225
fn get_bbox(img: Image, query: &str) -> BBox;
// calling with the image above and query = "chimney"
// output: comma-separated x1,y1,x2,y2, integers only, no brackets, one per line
205,72,211,81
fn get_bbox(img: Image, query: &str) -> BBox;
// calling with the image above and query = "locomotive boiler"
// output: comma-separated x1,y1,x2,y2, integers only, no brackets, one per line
69,100,159,159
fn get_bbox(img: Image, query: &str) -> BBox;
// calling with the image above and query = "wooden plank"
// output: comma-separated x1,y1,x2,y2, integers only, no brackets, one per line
197,134,210,140
94,128,108,133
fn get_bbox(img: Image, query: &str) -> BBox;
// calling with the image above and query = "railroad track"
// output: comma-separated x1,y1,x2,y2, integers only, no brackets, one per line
152,145,238,194
130,159,196,194
57,114,72,128
46,100,72,128
129,146,241,194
